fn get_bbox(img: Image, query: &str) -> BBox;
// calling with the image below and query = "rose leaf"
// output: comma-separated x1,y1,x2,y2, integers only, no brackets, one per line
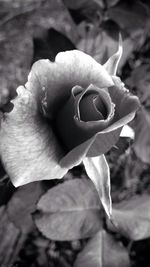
33,28,76,63
126,64,150,103
107,195,150,240
83,155,112,218
74,230,130,267
7,182,44,233
34,179,103,241
133,108,150,164
108,1,149,38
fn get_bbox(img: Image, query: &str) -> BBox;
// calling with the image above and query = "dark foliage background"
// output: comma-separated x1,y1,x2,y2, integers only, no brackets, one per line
0,0,150,266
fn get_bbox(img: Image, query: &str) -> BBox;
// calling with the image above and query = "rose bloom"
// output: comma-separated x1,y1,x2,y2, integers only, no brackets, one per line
0,39,139,213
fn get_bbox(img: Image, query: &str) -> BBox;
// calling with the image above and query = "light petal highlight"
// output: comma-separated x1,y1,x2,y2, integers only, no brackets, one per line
120,125,135,139
104,33,123,75
83,155,112,218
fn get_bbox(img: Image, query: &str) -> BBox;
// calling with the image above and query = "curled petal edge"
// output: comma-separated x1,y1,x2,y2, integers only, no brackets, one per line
26,50,114,118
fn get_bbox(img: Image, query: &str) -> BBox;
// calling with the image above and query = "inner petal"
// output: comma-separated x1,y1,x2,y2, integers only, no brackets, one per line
77,85,115,124
94,95,108,119
79,93,104,122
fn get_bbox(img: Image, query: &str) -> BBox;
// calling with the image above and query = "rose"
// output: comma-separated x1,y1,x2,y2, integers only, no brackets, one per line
0,40,139,215
55,83,116,151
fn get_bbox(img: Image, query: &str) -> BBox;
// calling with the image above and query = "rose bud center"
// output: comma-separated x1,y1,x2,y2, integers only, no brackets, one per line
79,93,108,122
55,84,115,151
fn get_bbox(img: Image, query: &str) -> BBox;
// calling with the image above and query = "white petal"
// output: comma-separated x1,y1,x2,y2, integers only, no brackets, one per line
0,86,67,187
120,125,135,139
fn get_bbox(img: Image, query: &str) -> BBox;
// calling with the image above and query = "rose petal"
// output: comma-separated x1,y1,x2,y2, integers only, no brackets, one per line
59,86,139,160
26,50,114,118
72,85,102,121
120,125,135,139
79,93,104,121
76,84,115,122
60,127,121,168
55,84,115,150
104,33,123,75
87,128,122,157
0,86,67,187
83,155,112,218
86,81,140,157
104,77,140,132
84,96,138,158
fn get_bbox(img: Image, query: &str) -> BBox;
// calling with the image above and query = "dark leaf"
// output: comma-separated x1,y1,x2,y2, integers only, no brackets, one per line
0,206,22,266
0,181,15,206
126,65,150,103
33,28,76,63
0,160,6,180
108,0,150,38
35,179,102,240
7,182,43,233
74,230,130,267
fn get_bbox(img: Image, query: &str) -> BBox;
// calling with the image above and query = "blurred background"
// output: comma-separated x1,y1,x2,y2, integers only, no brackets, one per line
0,0,150,266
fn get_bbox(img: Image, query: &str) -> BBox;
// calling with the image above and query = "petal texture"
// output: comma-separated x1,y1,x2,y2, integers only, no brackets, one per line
0,86,67,187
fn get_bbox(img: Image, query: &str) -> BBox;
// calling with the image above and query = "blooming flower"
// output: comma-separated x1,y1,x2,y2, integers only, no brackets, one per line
0,37,139,216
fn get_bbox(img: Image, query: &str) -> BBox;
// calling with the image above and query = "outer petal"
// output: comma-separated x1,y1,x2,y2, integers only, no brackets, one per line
87,90,140,157
59,126,121,178
106,77,140,130
26,50,114,118
0,86,67,187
